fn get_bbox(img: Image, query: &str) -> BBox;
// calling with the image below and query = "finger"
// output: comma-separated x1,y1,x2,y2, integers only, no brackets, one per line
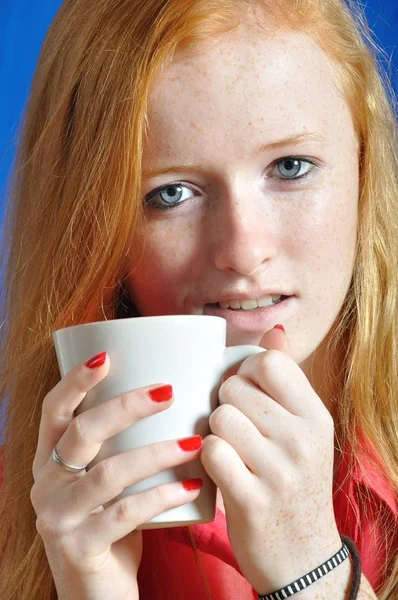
66,436,203,517
234,350,320,418
78,480,202,555
258,324,294,358
34,353,111,476
221,324,293,384
218,373,293,435
48,382,174,478
200,433,255,510
208,403,276,476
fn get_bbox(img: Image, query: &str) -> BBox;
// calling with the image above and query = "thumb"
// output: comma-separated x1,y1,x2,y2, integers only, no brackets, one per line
222,324,293,383
258,324,294,358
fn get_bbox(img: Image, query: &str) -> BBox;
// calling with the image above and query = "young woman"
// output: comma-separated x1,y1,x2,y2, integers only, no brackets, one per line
0,1,397,599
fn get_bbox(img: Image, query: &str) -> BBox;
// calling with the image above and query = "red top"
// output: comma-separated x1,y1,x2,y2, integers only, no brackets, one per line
137,435,397,598
1,436,396,598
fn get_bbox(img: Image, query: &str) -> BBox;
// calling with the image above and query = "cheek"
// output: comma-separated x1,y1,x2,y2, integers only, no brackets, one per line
282,169,359,277
125,220,203,311
143,219,203,274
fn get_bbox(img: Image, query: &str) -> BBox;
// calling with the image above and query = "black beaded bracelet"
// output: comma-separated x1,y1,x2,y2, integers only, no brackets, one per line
258,535,361,600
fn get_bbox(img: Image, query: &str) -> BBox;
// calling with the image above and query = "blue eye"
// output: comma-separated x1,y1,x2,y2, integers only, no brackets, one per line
273,157,315,180
144,157,317,211
144,183,196,211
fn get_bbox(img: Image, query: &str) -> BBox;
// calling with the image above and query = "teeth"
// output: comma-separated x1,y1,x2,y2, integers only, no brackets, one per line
240,299,258,310
257,295,275,308
229,300,241,309
218,294,283,311
219,301,233,309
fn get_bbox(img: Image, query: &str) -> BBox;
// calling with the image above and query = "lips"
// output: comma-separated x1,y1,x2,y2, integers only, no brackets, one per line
202,295,296,332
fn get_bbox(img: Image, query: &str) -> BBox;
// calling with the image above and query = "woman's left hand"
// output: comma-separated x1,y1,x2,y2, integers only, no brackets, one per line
200,326,342,594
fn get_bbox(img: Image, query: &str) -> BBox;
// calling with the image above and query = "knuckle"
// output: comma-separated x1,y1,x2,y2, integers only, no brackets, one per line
271,465,296,494
125,485,169,527
41,389,56,415
35,514,60,540
32,457,39,482
70,413,90,444
114,497,136,523
151,484,168,511
147,442,164,466
119,392,135,417
297,441,314,464
286,435,313,464
135,484,169,521
258,349,281,373
91,460,114,489
30,483,41,510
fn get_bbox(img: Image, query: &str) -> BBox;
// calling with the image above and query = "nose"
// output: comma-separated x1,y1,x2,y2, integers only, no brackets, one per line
209,187,277,276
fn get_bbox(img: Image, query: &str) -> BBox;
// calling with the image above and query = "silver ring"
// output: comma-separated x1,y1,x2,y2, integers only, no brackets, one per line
51,446,88,474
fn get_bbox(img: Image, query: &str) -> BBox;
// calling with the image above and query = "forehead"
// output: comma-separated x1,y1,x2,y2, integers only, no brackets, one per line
143,29,353,165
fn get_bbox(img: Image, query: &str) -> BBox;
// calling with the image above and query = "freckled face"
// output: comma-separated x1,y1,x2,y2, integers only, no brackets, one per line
124,28,359,367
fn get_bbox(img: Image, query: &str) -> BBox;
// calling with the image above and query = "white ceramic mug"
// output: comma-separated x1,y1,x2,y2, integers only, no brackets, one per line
53,315,264,529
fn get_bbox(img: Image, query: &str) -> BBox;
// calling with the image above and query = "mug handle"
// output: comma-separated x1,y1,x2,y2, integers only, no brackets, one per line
223,344,265,373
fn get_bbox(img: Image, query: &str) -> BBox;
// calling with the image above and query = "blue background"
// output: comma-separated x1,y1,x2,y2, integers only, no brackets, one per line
1,1,397,214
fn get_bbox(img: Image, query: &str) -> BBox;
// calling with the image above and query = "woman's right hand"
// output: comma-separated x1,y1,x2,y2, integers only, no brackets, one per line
30,352,203,600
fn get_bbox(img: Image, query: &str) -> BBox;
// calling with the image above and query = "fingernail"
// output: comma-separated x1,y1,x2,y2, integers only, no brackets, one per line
85,352,107,369
182,478,203,491
178,435,203,451
274,324,285,333
148,384,173,402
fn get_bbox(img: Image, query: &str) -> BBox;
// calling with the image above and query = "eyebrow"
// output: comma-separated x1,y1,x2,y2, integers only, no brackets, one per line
142,132,327,179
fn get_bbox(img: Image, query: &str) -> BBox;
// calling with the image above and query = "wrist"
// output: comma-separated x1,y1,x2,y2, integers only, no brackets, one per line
280,559,352,599
258,536,360,600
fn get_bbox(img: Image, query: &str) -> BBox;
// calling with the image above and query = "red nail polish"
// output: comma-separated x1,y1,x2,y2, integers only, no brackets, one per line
182,478,203,491
274,324,285,332
178,435,203,451
148,384,173,402
85,352,107,369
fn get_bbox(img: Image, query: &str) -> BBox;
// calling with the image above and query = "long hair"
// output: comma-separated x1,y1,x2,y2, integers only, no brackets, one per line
0,1,397,598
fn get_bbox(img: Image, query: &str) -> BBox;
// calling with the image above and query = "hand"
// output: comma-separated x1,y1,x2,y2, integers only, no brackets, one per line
31,354,202,600
200,327,342,595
